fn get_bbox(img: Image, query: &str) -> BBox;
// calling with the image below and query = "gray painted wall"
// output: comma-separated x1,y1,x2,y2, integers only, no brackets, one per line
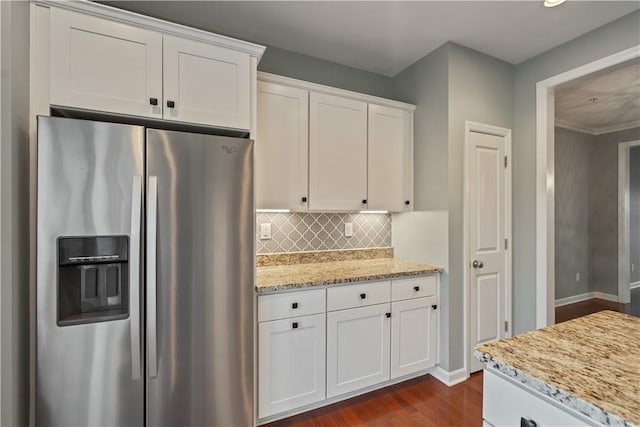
554,127,592,299
391,43,451,369
0,1,30,425
392,42,514,372
446,44,514,371
589,128,640,296
259,45,395,99
631,146,640,284
513,10,640,333
554,127,640,300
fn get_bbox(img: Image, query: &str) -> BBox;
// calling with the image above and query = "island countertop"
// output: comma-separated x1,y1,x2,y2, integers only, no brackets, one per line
475,310,640,427
255,248,442,293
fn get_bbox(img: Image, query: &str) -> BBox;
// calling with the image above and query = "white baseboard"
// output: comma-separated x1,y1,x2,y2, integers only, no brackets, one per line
429,366,468,387
630,281,640,290
555,291,619,307
554,293,592,307
590,291,619,302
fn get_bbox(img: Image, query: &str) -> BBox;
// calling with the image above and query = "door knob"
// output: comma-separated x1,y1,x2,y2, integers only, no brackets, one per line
472,260,484,268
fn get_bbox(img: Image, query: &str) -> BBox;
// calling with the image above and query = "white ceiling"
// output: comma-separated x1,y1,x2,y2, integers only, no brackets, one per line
555,59,640,134
102,1,639,77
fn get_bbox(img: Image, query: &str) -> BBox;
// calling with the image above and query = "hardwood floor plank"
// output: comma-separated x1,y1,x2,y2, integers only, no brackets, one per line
263,373,484,427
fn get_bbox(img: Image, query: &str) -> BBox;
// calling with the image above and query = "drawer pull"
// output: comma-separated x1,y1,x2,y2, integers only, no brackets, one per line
167,100,175,108
361,199,367,205
292,302,298,309
385,312,391,318
432,304,438,310
360,293,366,299
292,322,298,329
301,196,307,203
520,417,537,427
149,97,158,106
414,286,420,292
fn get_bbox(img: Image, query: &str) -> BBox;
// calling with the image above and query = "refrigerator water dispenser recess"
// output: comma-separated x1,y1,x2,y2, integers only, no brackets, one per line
57,236,130,326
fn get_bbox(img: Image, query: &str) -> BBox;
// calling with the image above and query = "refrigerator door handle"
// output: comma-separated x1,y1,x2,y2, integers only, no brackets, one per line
147,176,159,378
130,175,142,380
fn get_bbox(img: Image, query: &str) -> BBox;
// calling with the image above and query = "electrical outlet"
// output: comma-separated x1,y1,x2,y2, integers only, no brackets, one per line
576,272,581,282
344,222,353,237
260,223,272,240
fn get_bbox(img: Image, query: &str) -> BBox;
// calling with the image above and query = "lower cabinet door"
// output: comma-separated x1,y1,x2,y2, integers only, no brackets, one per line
327,304,391,398
391,296,437,378
258,313,326,418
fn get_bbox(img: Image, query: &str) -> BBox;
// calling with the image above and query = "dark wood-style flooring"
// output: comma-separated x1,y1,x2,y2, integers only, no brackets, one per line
555,287,640,323
264,372,483,427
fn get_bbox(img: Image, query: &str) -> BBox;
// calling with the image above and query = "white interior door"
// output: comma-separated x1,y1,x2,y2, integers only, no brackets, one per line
467,127,510,373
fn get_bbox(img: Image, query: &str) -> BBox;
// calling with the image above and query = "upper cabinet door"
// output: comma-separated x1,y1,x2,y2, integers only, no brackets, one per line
256,81,309,210
309,92,368,211
50,8,163,119
163,35,251,130
368,104,413,211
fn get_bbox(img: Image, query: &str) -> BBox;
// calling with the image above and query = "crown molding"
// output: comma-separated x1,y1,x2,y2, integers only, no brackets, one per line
33,0,266,60
555,118,640,136
258,71,416,112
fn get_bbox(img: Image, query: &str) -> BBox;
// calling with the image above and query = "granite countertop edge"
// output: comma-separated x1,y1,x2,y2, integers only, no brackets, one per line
473,349,633,427
255,267,442,293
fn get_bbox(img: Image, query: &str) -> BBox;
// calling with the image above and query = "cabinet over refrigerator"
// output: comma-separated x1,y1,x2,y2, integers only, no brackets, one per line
36,116,254,426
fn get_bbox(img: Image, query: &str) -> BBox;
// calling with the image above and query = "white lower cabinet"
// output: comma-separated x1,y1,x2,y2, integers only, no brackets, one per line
483,368,597,426
258,313,326,418
326,303,391,398
258,275,440,421
391,296,437,378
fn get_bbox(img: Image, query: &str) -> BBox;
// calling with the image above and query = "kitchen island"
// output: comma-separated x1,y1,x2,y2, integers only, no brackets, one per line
475,310,639,427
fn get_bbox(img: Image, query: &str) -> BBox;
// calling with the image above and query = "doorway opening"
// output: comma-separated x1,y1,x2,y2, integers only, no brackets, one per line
536,45,640,327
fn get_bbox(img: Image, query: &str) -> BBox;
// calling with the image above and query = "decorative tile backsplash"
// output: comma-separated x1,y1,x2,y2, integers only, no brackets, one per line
256,212,391,254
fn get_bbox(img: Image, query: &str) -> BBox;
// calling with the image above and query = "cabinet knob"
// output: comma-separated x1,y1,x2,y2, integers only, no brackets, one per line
385,312,391,318
405,200,410,205
167,100,175,108
414,286,420,292
432,304,438,310
149,97,158,106
301,196,307,203
520,417,538,427
292,302,298,309
292,322,298,329
361,199,367,205
360,293,366,299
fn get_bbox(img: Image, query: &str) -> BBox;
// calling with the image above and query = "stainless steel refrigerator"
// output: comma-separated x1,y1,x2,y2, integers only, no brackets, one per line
36,116,254,426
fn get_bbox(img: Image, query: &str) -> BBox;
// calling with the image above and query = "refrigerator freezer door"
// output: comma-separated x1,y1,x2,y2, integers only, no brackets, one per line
146,129,254,427
36,116,145,426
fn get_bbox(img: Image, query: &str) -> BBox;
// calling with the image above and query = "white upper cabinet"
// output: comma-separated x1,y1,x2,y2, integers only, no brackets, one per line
47,5,262,130
256,81,309,210
50,8,163,119
368,104,413,211
309,92,368,211
163,35,251,130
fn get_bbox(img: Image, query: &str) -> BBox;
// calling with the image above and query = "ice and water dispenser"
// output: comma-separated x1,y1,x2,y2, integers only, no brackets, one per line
57,236,130,326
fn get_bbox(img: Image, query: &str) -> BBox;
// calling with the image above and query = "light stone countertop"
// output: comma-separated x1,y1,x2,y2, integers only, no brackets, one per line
256,257,442,293
475,310,640,427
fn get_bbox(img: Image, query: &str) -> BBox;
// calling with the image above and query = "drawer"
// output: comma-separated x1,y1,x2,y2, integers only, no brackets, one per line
391,276,437,302
327,281,390,312
483,368,597,426
258,289,326,322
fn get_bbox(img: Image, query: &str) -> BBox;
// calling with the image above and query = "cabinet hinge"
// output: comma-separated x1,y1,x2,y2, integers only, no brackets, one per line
505,321,509,332
505,238,508,250
504,155,508,168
